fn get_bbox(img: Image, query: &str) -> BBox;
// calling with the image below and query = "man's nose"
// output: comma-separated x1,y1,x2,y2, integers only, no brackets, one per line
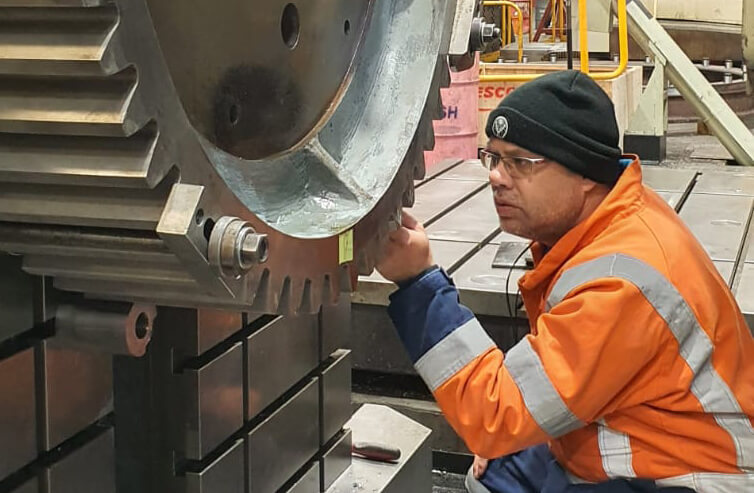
489,165,513,188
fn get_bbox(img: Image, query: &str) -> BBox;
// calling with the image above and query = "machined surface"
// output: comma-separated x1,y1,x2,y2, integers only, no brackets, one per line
42,427,116,493
287,462,321,493
0,347,36,482
321,350,352,446
328,404,432,493
0,0,459,314
247,314,319,420
247,379,320,493
37,338,113,451
182,341,244,461
322,429,352,492
185,439,245,493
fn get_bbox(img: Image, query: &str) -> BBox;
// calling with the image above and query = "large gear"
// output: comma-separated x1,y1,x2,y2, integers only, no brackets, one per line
0,0,457,314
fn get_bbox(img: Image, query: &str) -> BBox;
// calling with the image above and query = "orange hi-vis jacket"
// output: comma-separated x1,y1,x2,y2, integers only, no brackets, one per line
388,158,754,491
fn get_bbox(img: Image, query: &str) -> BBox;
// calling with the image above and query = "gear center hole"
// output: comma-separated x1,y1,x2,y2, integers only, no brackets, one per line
281,3,300,49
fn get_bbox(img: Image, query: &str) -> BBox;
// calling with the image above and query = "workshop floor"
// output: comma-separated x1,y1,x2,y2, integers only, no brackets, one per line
432,470,468,493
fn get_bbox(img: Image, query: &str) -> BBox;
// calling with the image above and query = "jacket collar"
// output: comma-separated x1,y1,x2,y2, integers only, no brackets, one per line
520,155,644,294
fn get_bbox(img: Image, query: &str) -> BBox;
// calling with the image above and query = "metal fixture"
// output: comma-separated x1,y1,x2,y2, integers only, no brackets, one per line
469,17,502,52
208,217,268,279
703,57,711,67
624,0,754,165
724,72,734,84
725,59,734,70
0,0,461,314
550,52,558,63
522,55,529,63
55,302,156,357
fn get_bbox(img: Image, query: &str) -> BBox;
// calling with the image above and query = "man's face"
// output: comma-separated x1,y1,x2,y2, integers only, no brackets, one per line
486,139,590,245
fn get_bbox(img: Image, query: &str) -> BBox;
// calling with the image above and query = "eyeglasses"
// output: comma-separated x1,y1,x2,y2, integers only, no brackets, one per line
480,150,547,179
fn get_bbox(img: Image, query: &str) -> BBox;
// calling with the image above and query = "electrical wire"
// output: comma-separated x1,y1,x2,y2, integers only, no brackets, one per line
505,244,532,317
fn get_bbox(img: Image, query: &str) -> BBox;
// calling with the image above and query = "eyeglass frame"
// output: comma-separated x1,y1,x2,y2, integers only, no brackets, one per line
479,149,549,178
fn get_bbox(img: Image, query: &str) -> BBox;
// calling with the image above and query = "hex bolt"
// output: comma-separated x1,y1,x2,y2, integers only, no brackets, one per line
208,216,268,278
240,231,269,266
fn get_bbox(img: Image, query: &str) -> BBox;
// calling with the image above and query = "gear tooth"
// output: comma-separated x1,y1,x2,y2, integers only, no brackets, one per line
250,269,273,313
277,277,294,316
438,56,451,88
298,279,314,314
402,181,415,207
0,2,457,315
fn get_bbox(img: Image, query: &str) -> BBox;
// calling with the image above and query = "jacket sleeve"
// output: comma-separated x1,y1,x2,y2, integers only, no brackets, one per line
388,268,667,459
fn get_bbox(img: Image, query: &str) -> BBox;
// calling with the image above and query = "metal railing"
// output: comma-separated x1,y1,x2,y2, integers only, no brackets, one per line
484,1,525,63
480,0,629,82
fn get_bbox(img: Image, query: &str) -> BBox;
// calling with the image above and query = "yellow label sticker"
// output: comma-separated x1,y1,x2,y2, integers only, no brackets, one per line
339,230,354,264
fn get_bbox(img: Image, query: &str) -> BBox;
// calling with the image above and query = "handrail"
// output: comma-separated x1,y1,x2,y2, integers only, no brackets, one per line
483,1,524,63
479,0,628,83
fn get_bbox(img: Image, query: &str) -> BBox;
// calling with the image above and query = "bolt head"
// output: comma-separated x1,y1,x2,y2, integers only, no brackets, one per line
240,232,269,266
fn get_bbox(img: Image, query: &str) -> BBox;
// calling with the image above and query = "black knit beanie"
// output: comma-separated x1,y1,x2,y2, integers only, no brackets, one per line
485,70,623,185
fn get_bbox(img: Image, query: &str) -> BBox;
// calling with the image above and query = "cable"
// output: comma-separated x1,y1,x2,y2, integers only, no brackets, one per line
505,244,532,317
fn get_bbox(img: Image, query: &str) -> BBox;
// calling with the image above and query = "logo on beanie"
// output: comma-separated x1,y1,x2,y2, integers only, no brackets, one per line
492,115,509,139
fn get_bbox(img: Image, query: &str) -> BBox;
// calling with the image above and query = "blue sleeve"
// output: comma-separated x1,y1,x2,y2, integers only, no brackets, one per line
387,267,476,363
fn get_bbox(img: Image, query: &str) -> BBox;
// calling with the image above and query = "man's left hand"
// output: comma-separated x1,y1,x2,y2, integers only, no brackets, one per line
376,210,434,284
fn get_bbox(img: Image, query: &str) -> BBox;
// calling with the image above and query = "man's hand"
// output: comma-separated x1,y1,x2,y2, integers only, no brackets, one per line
376,210,434,283
472,455,489,479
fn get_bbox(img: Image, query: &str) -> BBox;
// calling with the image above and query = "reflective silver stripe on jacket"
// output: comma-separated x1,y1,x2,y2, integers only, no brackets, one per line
597,419,636,478
547,253,754,473
414,317,495,392
504,338,585,437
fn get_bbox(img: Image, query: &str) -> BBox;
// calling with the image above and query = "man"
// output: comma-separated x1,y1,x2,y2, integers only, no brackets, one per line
376,71,754,492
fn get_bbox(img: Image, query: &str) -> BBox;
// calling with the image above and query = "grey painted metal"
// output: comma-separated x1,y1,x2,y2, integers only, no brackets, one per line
641,167,697,193
10,478,38,493
287,462,321,493
743,0,754,86
321,296,351,362
625,0,754,165
354,240,477,307
160,308,244,360
185,439,245,493
416,159,465,186
453,244,528,317
735,264,754,331
0,0,458,315
327,404,432,493
0,347,36,482
426,187,499,243
693,171,754,197
0,255,35,342
411,179,487,225
321,350,353,448
655,191,684,211
43,427,116,493
714,261,736,286
37,338,113,451
247,379,320,493
246,315,319,420
182,341,243,461
679,194,753,262
322,429,352,492
350,305,417,375
432,160,490,182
